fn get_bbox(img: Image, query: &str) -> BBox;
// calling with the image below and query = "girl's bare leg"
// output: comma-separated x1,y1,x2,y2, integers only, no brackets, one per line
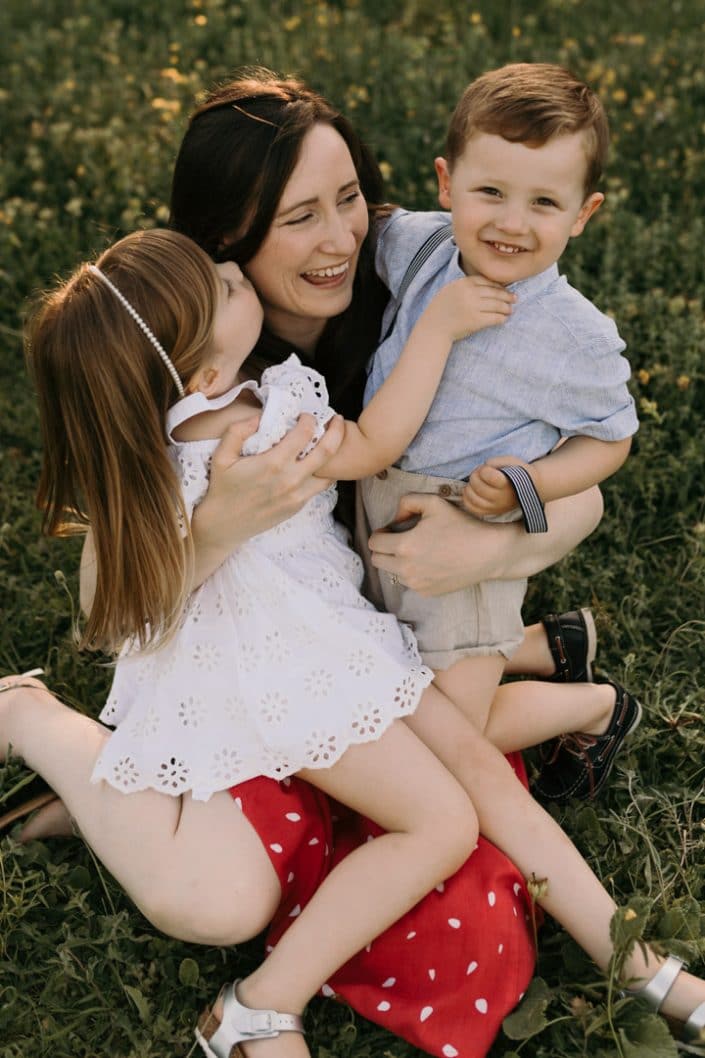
485,679,616,752
210,693,477,1057
405,692,705,1021
0,678,281,945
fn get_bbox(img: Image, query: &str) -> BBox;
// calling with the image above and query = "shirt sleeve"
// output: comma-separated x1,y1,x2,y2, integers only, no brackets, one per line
374,209,452,297
533,301,639,442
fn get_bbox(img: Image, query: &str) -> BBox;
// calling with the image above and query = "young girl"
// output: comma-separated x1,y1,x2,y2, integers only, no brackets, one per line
25,228,705,1057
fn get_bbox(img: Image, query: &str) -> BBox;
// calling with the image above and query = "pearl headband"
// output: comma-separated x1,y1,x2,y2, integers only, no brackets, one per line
88,264,185,398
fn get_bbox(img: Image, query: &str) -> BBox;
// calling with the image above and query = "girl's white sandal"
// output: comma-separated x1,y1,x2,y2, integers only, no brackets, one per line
195,980,304,1058
624,953,705,1042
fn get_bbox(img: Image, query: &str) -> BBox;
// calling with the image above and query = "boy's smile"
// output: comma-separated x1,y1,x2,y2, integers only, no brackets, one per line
435,131,603,286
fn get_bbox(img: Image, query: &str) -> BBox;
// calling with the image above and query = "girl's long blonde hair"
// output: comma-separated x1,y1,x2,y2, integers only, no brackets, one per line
26,228,221,652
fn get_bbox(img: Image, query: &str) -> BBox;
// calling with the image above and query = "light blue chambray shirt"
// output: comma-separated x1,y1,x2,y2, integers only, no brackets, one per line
364,209,639,479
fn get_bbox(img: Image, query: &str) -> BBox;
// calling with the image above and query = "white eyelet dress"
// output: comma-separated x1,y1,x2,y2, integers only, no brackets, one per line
92,355,433,801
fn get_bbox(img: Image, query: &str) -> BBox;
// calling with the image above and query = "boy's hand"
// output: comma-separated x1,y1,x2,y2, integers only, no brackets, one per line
463,455,530,517
430,275,516,340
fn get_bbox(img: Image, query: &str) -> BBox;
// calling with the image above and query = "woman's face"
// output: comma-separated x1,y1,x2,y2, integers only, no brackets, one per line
243,123,369,354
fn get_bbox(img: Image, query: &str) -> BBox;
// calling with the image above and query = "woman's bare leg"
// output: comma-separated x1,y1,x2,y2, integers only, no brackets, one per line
0,678,280,944
405,692,705,1021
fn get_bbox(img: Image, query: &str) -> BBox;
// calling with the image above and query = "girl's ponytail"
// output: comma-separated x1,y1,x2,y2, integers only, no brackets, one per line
25,229,220,652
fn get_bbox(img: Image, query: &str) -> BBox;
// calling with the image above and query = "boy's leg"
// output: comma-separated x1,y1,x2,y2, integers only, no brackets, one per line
485,679,616,752
504,609,597,682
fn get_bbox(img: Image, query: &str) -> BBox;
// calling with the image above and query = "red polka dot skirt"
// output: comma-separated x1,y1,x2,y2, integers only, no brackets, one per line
230,753,535,1058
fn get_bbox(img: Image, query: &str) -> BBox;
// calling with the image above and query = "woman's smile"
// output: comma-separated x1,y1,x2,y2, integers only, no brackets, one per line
302,260,351,284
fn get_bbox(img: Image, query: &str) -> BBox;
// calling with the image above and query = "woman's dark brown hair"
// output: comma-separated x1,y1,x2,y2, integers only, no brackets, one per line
170,67,390,420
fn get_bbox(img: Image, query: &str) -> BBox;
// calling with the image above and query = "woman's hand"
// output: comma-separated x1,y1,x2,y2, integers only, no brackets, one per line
366,486,604,596
191,412,345,588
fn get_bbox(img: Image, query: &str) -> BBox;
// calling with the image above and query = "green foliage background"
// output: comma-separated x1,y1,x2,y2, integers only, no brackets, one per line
1,1,704,1055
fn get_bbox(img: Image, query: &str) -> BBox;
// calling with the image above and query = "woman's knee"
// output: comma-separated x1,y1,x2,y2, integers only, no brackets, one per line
138,872,281,945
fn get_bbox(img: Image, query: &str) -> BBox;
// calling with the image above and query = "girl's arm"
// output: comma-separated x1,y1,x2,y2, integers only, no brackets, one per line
464,435,631,516
366,485,603,596
317,276,515,481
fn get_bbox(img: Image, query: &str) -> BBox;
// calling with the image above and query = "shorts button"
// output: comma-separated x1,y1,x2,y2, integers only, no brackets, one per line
377,469,388,480
439,483,453,497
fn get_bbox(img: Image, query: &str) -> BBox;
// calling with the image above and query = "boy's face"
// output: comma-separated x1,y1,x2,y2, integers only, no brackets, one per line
435,131,603,285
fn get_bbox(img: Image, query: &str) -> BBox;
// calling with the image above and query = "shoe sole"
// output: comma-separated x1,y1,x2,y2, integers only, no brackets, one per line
579,607,597,683
588,695,642,799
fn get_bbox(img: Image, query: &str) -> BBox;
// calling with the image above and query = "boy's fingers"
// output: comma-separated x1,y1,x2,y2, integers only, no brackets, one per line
477,465,508,489
468,465,504,498
462,488,497,516
468,274,513,291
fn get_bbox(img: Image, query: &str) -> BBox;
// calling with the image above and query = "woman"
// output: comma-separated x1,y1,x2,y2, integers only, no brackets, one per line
3,72,632,1058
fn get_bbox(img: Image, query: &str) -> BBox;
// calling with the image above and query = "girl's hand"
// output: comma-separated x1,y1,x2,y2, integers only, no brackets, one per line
428,275,516,339
464,455,530,517
191,412,345,588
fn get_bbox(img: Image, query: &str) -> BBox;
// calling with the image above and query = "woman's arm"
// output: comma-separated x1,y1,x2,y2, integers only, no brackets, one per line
80,413,346,614
366,485,603,596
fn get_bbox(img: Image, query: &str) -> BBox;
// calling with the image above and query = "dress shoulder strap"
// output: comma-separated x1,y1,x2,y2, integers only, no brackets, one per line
380,222,454,343
166,380,259,442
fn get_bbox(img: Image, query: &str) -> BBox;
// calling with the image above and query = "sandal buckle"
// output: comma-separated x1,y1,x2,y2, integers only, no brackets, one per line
250,1011,273,1033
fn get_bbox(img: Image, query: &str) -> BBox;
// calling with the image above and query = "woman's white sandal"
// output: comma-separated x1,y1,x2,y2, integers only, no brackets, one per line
624,953,705,1042
195,980,304,1058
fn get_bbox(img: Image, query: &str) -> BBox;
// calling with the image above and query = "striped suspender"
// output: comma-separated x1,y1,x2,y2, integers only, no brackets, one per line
380,222,454,343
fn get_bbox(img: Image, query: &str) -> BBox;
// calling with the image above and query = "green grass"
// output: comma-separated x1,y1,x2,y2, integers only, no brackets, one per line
1,1,704,1055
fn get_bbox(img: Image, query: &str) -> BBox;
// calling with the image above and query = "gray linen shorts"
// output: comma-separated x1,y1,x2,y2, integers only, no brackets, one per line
356,465,526,669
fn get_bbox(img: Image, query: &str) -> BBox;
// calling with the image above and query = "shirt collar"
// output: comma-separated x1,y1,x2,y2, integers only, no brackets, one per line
447,244,558,302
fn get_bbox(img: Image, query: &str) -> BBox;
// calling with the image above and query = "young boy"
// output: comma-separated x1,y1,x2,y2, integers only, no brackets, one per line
359,63,640,802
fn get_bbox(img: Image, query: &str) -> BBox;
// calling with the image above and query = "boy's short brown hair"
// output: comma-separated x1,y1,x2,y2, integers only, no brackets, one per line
445,63,609,196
